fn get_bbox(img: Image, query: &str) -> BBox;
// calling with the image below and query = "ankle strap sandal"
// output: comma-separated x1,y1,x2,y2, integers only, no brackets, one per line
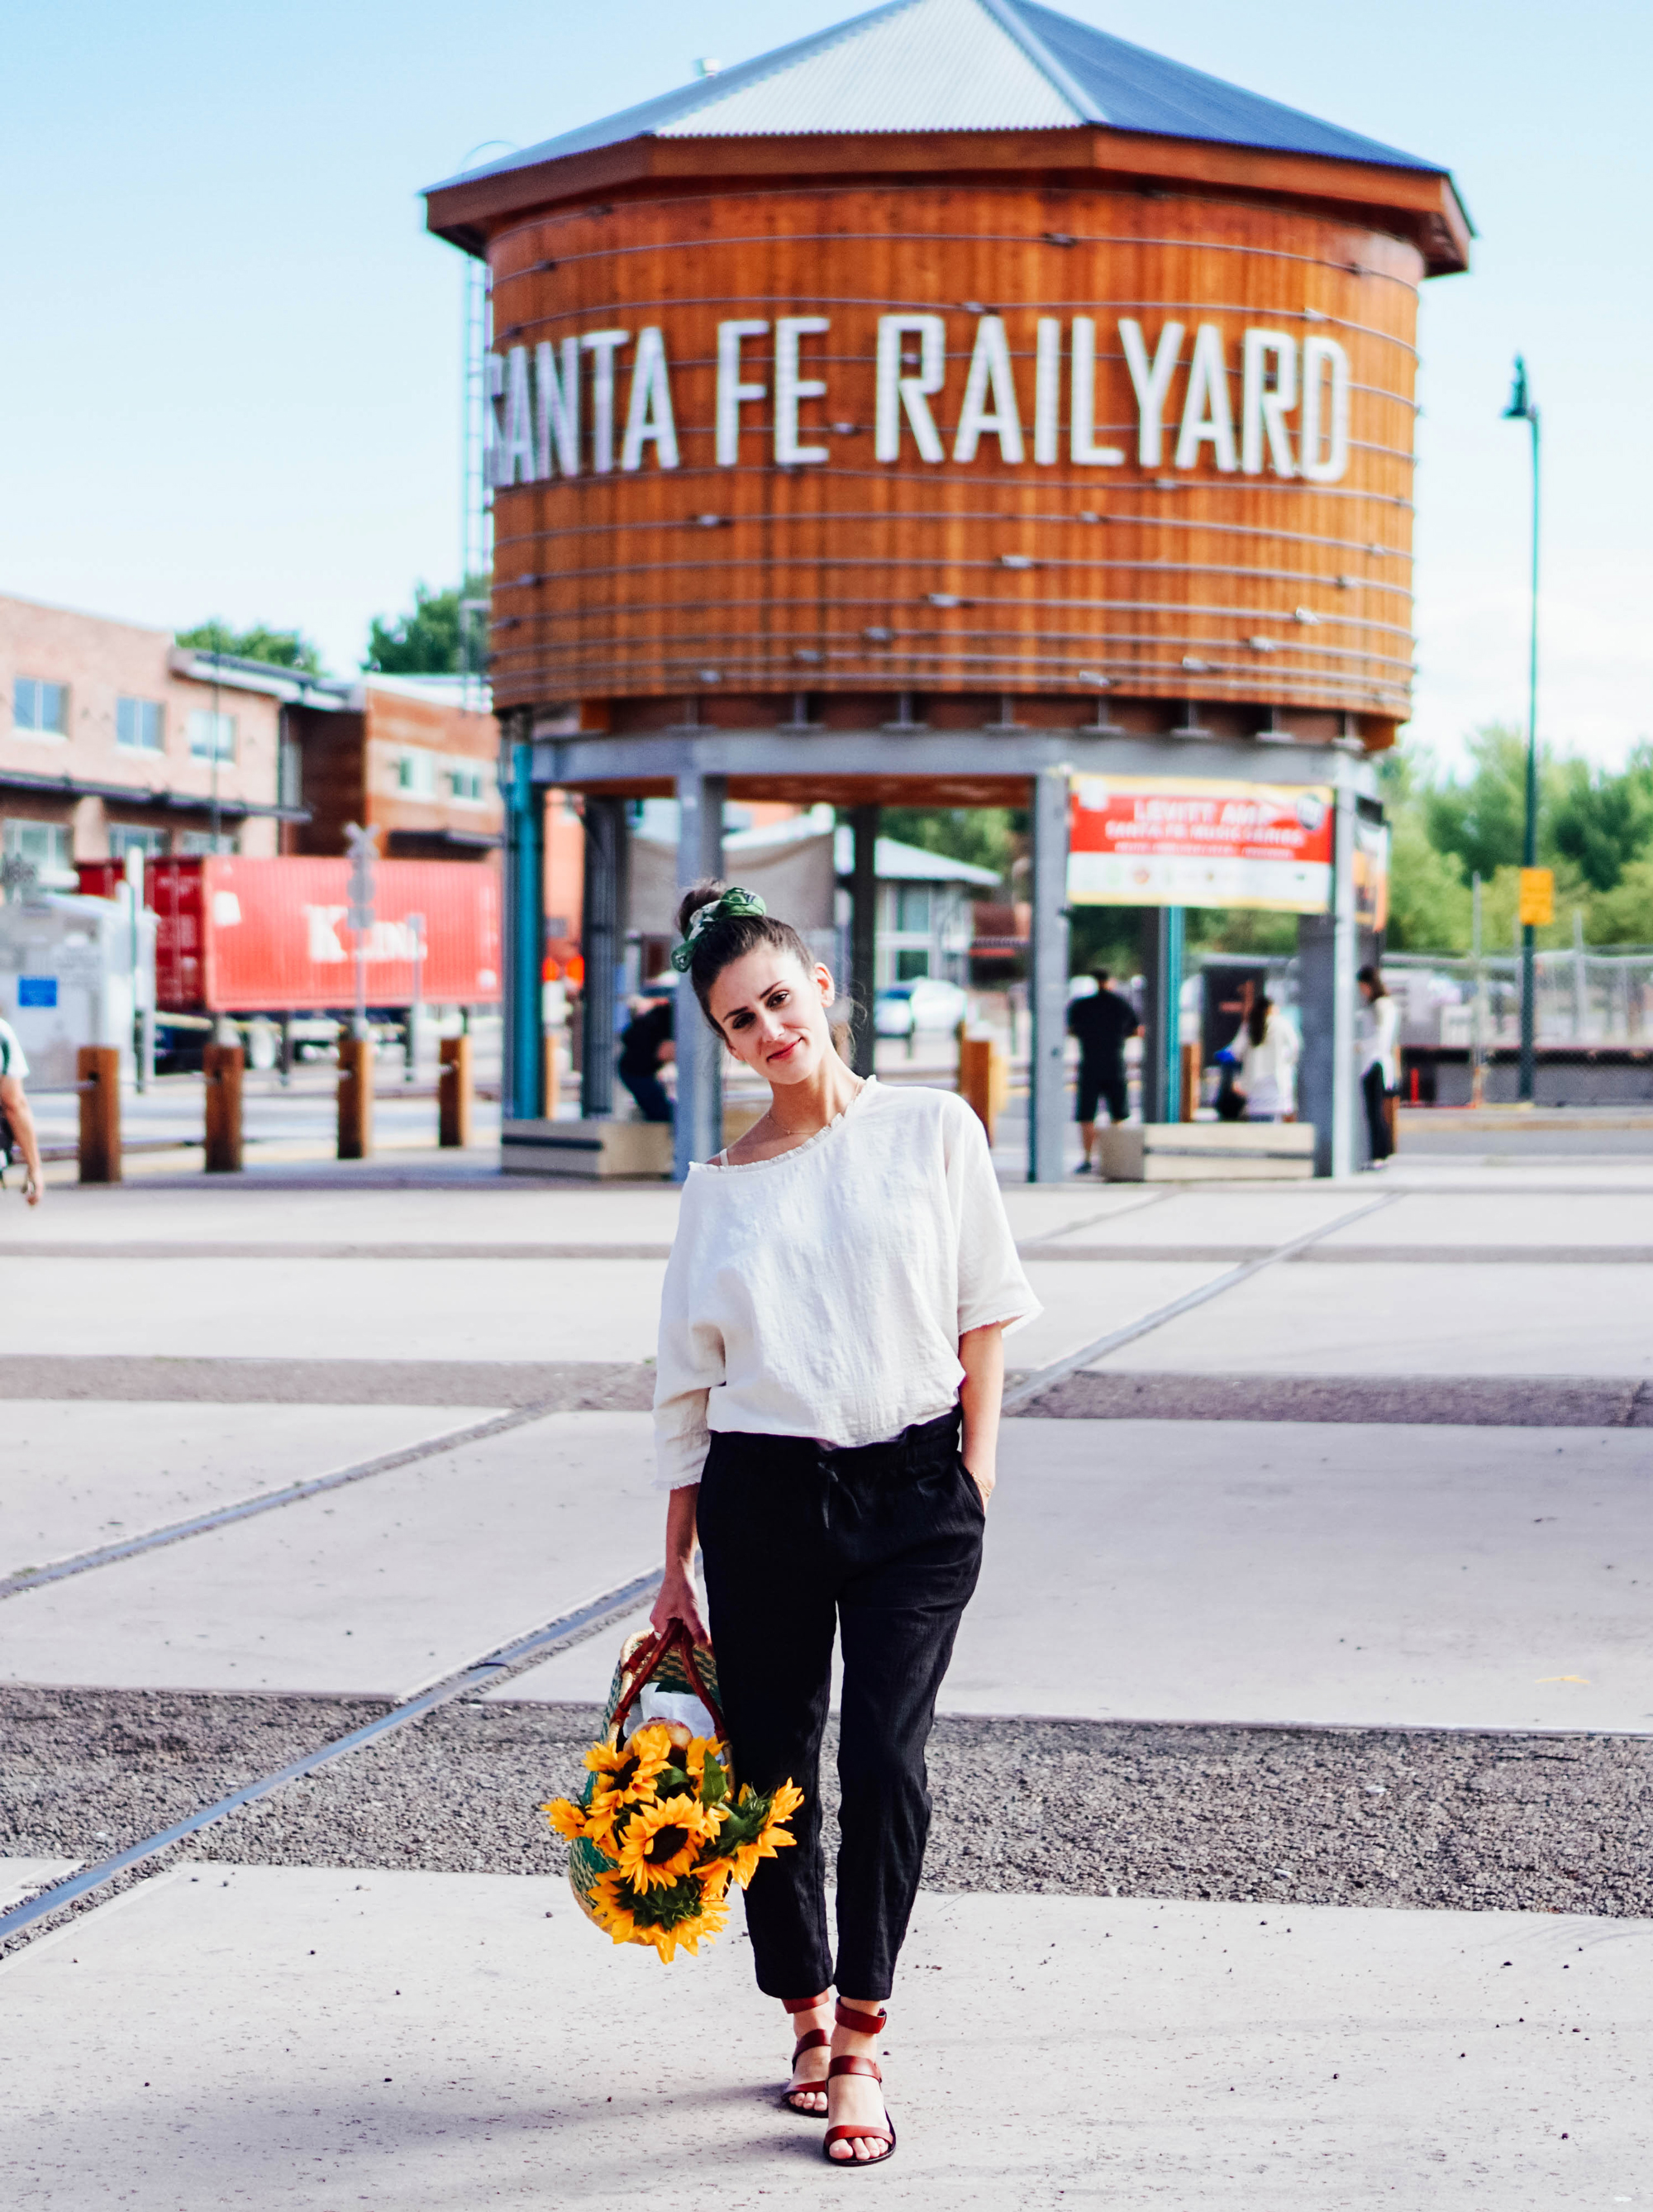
779,1994,831,2116
822,2005,896,2166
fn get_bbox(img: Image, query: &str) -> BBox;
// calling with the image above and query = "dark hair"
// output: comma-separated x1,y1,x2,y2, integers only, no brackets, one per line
1357,963,1388,999
1246,990,1272,1048
674,880,819,1032
1092,966,1111,985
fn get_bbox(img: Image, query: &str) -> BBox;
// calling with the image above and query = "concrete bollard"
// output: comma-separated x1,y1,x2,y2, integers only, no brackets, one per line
337,1035,374,1161
77,1046,122,1184
438,1033,473,1149
203,1043,244,1172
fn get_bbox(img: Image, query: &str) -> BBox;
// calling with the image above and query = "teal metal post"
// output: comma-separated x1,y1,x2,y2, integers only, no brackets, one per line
503,733,544,1123
1503,356,1541,1104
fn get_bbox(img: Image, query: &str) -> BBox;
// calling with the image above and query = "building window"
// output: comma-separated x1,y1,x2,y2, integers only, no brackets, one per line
178,829,239,856
12,678,68,737
895,884,932,934
396,751,436,798
2,818,74,889
446,764,488,803
188,708,236,761
108,825,169,859
279,736,302,810
895,947,931,981
116,697,165,753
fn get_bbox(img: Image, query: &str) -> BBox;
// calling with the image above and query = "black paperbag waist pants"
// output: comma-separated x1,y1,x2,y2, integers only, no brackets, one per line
696,1407,984,2002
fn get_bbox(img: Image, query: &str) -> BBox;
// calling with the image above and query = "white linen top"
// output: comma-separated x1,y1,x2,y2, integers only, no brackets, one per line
1237,1008,1300,1119
1360,994,1399,1085
651,1079,1040,1490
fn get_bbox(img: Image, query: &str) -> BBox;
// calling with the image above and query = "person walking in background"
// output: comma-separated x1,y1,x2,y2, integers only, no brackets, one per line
651,881,1038,2165
1358,964,1398,1166
617,988,675,1122
0,1015,43,1204
1235,984,1299,1123
1067,965,1139,1173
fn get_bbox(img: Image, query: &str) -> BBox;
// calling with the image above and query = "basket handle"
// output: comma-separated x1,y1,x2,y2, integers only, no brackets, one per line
609,1616,727,1747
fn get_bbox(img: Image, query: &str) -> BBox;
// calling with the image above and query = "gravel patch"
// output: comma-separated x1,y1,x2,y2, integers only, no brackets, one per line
6,1687,1649,1953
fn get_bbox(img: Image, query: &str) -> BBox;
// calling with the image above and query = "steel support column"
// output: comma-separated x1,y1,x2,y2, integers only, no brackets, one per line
848,803,879,1078
579,795,626,1120
1140,906,1184,1124
674,770,726,1180
1028,765,1070,1183
502,727,544,1123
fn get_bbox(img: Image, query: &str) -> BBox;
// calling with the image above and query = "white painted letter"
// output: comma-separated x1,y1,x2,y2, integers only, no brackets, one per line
484,350,506,486
1118,318,1184,468
716,319,768,468
497,346,537,484
1300,335,1351,483
619,327,679,471
1034,317,1060,465
775,317,830,465
1174,324,1238,472
1070,317,1126,466
1241,329,1297,477
535,338,580,479
875,315,946,464
953,317,1024,464
580,330,630,474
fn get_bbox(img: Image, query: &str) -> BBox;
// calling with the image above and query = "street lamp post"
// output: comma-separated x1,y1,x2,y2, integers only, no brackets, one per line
1503,355,1541,1104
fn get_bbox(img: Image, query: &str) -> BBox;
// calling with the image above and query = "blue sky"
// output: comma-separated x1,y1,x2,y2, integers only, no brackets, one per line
4,0,1648,766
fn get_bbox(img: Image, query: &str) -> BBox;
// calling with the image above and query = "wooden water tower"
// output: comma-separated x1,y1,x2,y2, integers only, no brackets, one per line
426,0,1469,1178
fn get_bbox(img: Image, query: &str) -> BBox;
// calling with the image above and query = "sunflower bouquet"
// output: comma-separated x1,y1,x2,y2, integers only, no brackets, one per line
544,1620,803,1963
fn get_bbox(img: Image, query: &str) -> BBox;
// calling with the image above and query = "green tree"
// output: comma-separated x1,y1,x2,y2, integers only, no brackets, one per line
1586,857,1653,945
178,619,326,675
363,576,489,675
1549,744,1653,893
876,804,1018,882
1421,722,1565,884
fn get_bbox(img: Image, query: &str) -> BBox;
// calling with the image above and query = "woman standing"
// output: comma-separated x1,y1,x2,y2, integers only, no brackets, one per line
1358,964,1398,1166
650,883,1038,2167
1235,984,1300,1122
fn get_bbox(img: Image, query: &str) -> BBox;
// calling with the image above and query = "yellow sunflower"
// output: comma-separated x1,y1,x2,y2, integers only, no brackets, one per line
722,1780,805,1888
583,1723,672,1831
585,1870,641,1947
542,1797,587,1841
642,1887,729,1962
612,1793,725,1892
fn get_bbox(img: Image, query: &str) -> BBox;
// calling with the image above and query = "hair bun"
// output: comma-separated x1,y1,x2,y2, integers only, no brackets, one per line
674,880,727,941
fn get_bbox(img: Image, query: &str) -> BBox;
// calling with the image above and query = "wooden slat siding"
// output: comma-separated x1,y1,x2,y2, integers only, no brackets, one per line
485,181,1420,736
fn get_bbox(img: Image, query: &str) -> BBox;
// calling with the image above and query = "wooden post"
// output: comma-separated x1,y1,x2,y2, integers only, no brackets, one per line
77,1046,121,1184
439,1033,473,1149
1179,1042,1201,1123
337,1035,374,1161
958,1033,1003,1145
203,1043,244,1172
542,1030,560,1120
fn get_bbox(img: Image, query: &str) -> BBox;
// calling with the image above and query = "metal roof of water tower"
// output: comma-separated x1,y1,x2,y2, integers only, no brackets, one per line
426,0,1470,269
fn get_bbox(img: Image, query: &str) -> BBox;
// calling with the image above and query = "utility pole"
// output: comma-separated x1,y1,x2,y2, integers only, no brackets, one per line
1503,357,1541,1104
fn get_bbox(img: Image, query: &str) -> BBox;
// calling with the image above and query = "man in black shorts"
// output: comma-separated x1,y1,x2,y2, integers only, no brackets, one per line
1067,967,1138,1173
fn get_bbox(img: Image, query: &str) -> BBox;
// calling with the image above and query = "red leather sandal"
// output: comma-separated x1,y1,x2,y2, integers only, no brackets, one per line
779,1993,831,2114
822,2001,897,2167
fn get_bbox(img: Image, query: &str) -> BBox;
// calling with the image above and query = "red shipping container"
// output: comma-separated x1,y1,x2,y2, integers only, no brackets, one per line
102,857,501,1013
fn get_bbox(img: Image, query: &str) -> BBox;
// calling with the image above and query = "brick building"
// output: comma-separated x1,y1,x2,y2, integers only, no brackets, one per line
0,591,305,884
0,593,502,891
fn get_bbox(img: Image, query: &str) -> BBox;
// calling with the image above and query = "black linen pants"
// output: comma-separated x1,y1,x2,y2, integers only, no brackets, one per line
696,1409,984,2002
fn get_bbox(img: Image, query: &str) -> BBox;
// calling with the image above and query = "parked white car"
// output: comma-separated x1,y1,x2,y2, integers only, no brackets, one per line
874,978,970,1037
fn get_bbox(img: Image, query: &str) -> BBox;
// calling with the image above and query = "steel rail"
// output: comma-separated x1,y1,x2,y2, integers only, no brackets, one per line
0,1401,565,1604
1003,1189,1398,1412
0,1567,663,1947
